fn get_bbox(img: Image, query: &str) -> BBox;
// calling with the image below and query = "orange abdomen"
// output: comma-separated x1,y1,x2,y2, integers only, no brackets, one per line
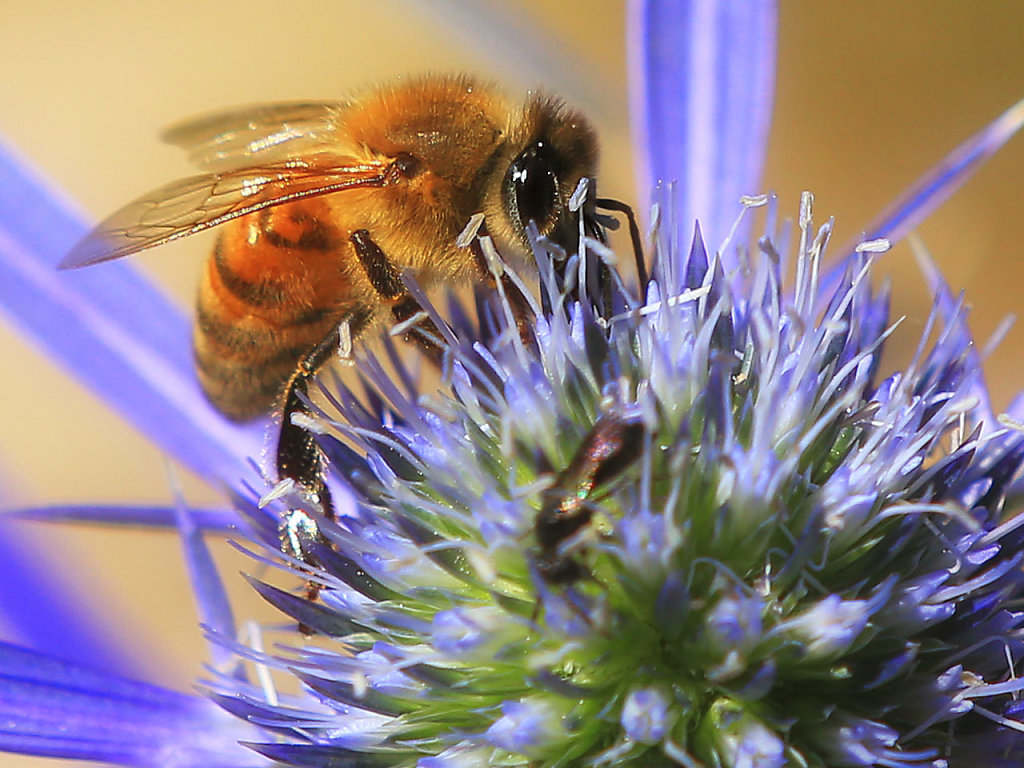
193,199,359,421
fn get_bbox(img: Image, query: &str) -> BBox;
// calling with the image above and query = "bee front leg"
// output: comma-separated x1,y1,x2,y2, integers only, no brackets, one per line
466,220,536,346
350,228,448,362
595,197,647,290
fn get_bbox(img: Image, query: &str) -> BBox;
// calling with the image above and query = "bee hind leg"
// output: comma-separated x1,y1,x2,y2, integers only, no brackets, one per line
274,325,354,615
276,328,344,514
279,225,445,520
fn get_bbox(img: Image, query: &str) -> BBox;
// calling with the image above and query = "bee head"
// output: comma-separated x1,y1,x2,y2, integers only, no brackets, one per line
484,95,599,260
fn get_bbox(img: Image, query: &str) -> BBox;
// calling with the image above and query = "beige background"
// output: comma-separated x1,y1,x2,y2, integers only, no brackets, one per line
0,2,1023,765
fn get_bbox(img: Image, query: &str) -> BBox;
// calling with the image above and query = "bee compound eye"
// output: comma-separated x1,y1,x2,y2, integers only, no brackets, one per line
506,140,560,235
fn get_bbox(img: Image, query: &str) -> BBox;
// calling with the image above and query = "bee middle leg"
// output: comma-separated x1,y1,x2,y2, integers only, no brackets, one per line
355,222,534,358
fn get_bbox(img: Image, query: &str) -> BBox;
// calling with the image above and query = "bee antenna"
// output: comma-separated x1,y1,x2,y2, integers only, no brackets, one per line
595,198,647,292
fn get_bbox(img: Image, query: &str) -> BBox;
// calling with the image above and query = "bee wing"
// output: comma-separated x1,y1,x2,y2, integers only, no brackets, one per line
161,102,348,172
62,157,388,268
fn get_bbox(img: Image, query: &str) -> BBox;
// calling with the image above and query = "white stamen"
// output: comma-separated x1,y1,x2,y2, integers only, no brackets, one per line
947,395,980,416
390,310,430,336
290,411,326,434
793,192,813,311
477,236,528,358
259,477,297,508
583,236,616,264
478,235,505,278
855,238,891,254
998,413,1024,433
336,319,354,362
719,196,765,261
456,212,486,247
569,177,590,212
608,284,711,324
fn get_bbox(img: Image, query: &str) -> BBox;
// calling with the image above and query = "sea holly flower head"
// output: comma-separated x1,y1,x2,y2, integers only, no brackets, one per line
2,2,1024,768
215,183,1024,768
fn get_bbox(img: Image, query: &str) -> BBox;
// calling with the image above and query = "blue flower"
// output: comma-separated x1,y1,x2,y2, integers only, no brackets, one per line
3,2,1024,767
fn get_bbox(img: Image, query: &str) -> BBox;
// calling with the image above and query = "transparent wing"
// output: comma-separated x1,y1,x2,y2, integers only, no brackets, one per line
62,156,388,268
161,101,348,172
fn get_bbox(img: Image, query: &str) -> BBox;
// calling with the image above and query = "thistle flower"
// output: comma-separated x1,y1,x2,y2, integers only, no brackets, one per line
2,3,1024,768
198,180,1024,767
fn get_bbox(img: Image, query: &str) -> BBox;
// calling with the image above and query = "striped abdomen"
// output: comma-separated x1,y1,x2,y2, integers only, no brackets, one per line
193,200,360,421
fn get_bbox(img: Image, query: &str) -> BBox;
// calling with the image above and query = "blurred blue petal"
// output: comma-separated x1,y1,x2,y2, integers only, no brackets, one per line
7,503,239,531
628,0,777,256
0,137,269,671
174,499,237,669
824,97,1024,294
0,138,265,489
0,641,267,767
858,97,1024,248
0,519,141,677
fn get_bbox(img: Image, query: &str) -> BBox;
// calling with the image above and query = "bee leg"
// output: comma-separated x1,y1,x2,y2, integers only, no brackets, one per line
466,220,536,345
390,296,446,365
276,327,343,613
351,229,404,301
595,197,647,290
277,328,341,517
349,228,448,362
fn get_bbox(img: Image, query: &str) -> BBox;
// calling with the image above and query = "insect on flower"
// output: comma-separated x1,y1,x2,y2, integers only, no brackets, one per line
535,406,645,587
59,74,643,548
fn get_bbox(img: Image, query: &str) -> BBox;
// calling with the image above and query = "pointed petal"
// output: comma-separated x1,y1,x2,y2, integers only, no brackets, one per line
823,98,1024,303
628,0,777,255
858,97,1024,247
0,641,267,767
0,520,141,677
0,138,265,490
912,240,995,431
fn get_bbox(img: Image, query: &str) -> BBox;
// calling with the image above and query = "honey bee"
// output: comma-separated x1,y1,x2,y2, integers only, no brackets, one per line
62,75,628,525
535,407,645,586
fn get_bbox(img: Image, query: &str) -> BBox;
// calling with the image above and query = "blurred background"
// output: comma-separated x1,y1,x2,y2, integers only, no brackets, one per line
0,2,1022,764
